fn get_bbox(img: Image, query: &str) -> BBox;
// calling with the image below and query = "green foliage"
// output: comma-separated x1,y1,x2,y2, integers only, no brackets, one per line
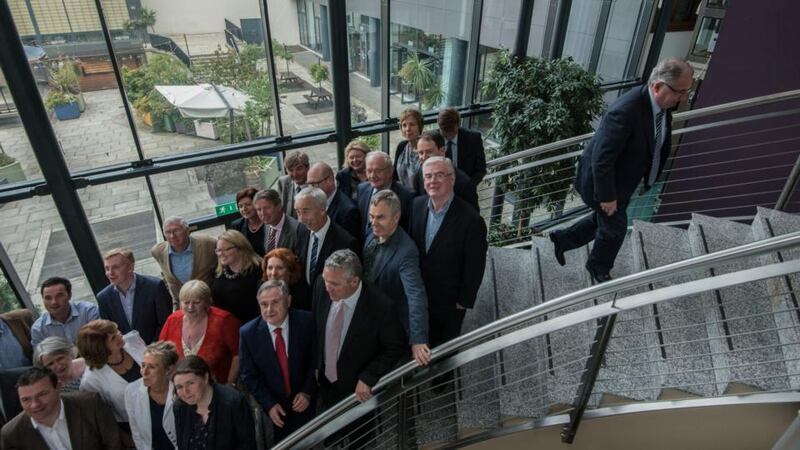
0,276,19,313
124,7,157,33
44,90,78,111
198,45,261,91
271,39,293,75
309,62,329,90
359,135,381,151
122,53,192,124
482,51,603,224
488,222,534,247
244,76,273,137
48,60,81,95
399,52,436,110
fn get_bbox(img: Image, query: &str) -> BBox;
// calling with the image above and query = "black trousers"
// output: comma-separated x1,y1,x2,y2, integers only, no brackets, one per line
429,308,467,348
319,379,376,449
554,203,628,274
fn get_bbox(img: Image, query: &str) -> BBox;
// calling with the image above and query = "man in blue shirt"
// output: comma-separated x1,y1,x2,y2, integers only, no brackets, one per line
30,277,99,347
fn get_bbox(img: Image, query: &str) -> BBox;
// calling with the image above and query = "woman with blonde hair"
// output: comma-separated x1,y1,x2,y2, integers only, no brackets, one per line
336,140,371,200
159,280,241,384
393,108,424,189
211,229,263,323
125,340,180,450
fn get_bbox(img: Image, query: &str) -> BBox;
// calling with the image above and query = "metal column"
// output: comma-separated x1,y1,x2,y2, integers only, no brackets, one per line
0,1,107,294
643,0,674,79
326,0,353,168
514,0,536,57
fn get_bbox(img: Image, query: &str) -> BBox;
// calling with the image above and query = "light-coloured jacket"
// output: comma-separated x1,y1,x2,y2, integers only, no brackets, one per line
125,379,178,449
80,330,146,422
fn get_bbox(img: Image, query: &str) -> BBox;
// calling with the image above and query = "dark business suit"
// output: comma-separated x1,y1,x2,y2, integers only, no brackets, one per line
230,217,266,256
96,274,171,344
363,229,429,345
239,309,316,442
174,383,256,450
276,175,301,219
554,85,671,274
265,213,304,255
450,128,487,184
356,181,414,238
335,167,361,202
327,190,362,243
312,279,407,408
296,220,360,285
410,195,488,347
0,391,121,450
412,166,479,212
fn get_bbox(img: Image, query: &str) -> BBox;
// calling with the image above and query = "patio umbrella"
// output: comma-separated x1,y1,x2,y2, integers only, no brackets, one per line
154,83,250,119
155,83,251,143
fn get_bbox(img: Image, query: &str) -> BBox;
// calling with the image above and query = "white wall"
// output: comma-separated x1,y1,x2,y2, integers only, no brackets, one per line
268,0,301,45
141,0,261,35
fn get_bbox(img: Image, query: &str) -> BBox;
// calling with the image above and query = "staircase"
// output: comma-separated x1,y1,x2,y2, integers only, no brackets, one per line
443,207,800,440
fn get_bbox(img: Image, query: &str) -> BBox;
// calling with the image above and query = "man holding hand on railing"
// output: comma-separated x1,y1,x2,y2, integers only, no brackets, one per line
550,58,693,283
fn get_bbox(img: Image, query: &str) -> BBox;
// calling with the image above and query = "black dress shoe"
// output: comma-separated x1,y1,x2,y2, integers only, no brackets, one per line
586,263,612,284
549,232,566,266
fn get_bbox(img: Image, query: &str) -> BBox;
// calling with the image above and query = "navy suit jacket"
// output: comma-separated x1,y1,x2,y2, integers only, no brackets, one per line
575,85,671,208
356,181,414,238
454,128,487,184
296,220,360,285
239,310,316,424
364,228,429,345
327,190,362,243
409,195,487,313
96,274,171,344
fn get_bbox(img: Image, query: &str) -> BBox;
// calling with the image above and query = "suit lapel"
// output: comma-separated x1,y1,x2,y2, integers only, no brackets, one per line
189,235,203,279
370,235,397,279
426,202,458,255
256,320,284,392
340,286,369,356
64,397,83,448
412,202,428,255
108,292,131,332
287,311,302,392
640,86,656,156
130,275,147,331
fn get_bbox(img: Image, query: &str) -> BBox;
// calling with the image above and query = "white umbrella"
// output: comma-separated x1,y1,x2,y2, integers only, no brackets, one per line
154,83,250,119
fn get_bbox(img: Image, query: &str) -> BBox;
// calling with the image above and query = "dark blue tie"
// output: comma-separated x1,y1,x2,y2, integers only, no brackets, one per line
649,110,665,186
445,141,454,160
309,234,319,278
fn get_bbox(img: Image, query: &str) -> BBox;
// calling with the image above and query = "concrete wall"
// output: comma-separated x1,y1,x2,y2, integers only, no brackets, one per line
141,0,260,35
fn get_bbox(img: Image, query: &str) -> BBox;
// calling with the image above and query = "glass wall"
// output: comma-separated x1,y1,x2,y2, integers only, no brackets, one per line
596,0,646,82
562,0,603,68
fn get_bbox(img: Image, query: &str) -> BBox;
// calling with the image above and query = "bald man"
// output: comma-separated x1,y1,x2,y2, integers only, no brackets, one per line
306,162,361,241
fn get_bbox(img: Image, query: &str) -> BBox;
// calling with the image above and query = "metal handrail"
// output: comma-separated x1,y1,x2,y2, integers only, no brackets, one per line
485,88,800,169
275,229,800,449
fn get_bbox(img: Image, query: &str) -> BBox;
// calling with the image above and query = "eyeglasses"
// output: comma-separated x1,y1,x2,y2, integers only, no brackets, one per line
215,246,236,254
423,172,453,181
307,174,331,188
663,82,690,95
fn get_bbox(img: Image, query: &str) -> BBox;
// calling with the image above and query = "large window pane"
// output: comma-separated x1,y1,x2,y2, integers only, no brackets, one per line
390,0,474,116
476,0,520,103
562,0,603,67
346,0,384,125
527,0,551,58
277,0,336,134
596,0,646,82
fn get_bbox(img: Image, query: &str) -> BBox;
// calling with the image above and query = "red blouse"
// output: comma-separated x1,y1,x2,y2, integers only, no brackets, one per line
159,306,241,383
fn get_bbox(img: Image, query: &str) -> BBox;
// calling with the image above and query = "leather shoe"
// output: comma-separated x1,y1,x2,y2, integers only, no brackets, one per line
586,263,612,284
549,232,566,266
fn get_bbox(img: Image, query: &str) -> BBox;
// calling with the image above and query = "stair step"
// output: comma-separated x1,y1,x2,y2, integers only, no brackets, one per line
688,213,789,392
631,220,718,398
751,207,800,390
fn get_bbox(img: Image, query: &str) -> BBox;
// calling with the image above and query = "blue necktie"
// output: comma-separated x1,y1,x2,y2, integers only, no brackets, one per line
649,110,665,186
309,234,319,279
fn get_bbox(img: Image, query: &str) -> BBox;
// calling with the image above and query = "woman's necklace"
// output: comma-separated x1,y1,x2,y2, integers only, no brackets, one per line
108,352,125,367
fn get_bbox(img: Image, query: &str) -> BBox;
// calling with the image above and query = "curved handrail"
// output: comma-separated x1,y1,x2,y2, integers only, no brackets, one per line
275,229,800,449
485,88,800,169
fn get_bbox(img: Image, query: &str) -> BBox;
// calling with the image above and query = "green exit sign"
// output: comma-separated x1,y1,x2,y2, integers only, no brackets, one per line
215,202,238,217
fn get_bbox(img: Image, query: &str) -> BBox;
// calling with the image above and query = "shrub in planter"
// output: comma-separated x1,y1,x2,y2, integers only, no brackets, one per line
0,152,26,183
45,91,80,120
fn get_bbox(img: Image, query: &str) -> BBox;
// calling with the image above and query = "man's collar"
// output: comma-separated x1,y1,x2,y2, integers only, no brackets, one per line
427,193,455,214
314,216,331,238
168,239,193,255
647,85,662,115
340,281,363,307
113,273,137,296
267,315,289,334
44,303,77,325
30,398,65,429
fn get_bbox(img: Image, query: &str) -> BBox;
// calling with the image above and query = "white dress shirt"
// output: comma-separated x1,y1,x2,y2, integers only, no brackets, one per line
306,217,331,282
326,282,363,355
267,315,290,355
30,399,72,450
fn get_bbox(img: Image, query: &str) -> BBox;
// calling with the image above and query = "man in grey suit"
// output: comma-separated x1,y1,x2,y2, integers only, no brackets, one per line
1,367,120,450
364,190,431,366
96,248,171,344
276,152,310,219
254,189,304,255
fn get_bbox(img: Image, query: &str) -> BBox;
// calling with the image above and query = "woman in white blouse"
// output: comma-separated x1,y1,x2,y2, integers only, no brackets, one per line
77,319,146,446
125,340,179,450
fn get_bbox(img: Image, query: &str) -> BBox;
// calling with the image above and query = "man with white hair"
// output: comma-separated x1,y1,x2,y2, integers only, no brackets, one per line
306,162,361,241
550,58,693,283
150,216,217,304
294,187,359,285
356,151,414,238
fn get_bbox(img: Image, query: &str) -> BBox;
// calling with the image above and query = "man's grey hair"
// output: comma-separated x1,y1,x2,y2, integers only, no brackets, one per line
324,249,363,280
33,336,76,366
648,58,693,86
295,187,328,209
253,189,282,208
366,151,392,168
370,189,401,216
257,279,289,298
422,156,455,175
163,216,188,229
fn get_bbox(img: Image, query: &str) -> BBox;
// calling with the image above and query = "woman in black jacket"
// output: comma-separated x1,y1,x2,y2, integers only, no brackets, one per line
172,355,256,450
